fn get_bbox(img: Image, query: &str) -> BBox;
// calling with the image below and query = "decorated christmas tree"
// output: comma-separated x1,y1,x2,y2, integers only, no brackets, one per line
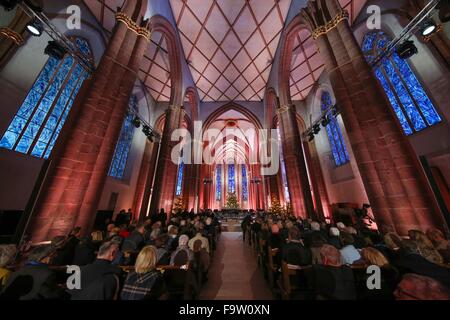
172,196,185,213
225,192,240,209
268,196,284,215
283,202,293,217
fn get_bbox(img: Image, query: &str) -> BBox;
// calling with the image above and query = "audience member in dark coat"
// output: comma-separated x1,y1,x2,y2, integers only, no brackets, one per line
281,227,312,266
121,224,146,253
1,246,65,300
393,240,450,288
73,236,97,266
69,241,122,300
308,244,356,300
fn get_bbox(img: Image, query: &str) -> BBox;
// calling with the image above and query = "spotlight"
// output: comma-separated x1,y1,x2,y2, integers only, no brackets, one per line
321,115,331,127
313,124,321,135
142,125,150,136
132,116,141,128
438,0,450,23
0,0,20,11
44,41,67,60
396,40,418,59
308,132,315,142
26,18,43,36
420,19,437,36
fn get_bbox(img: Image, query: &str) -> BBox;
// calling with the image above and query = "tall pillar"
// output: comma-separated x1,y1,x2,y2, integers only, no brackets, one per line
301,0,445,234
29,0,150,241
149,106,184,214
277,106,315,218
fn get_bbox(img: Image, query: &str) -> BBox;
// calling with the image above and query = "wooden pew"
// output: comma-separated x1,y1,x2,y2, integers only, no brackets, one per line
266,246,279,288
278,261,312,300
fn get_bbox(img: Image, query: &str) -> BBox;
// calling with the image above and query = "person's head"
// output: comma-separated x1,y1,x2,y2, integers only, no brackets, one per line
97,241,119,261
311,233,326,248
320,244,342,267
107,224,115,232
271,224,280,235
340,233,355,247
0,244,17,268
206,217,212,226
178,235,189,247
135,223,146,234
288,227,301,241
361,247,389,267
285,220,294,230
310,221,320,231
336,222,346,231
27,245,55,264
168,225,179,236
135,246,157,274
426,228,448,248
329,227,340,237
394,274,450,300
400,240,420,255
345,226,357,235
384,232,403,250
91,231,104,242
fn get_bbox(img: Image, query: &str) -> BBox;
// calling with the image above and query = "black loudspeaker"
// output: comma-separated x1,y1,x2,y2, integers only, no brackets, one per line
0,210,23,243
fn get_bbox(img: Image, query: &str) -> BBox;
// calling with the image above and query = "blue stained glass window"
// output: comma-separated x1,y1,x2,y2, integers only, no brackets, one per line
108,96,138,179
321,92,350,167
175,160,184,196
228,164,235,194
242,165,248,201
0,37,91,158
216,165,222,201
362,31,441,135
277,129,290,203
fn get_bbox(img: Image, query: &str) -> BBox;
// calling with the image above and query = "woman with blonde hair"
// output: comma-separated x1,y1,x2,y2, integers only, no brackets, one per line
361,247,390,267
121,246,166,300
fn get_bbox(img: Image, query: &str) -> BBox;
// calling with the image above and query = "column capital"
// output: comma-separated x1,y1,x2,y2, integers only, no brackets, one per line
0,27,24,45
168,105,184,112
276,105,293,115
115,11,151,41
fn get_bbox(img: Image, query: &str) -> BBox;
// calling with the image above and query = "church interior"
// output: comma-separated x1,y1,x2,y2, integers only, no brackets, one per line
0,0,449,301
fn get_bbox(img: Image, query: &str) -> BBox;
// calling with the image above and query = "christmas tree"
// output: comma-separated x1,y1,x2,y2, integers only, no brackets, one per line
172,196,185,213
225,192,240,209
268,196,284,215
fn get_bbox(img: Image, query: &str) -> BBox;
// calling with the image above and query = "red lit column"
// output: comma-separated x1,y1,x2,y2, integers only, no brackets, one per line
28,1,149,241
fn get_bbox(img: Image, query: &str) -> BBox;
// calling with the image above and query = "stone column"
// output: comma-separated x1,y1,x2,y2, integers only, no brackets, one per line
149,106,185,214
301,0,445,234
277,105,315,218
29,1,149,241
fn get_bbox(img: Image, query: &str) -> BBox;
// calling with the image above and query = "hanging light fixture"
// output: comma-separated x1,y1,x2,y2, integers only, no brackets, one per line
132,116,141,128
313,124,321,135
321,115,331,127
396,40,418,59
44,41,67,60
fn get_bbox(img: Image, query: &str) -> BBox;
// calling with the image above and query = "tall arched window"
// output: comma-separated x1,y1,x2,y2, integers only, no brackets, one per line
321,92,350,167
362,31,441,135
175,160,184,196
0,38,92,159
277,129,290,203
108,95,138,179
216,165,222,201
228,164,235,194
242,164,248,201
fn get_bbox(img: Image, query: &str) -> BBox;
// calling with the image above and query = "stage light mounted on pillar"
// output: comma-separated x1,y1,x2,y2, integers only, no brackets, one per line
132,116,141,128
44,40,67,60
396,40,418,59
420,18,438,36
26,18,43,36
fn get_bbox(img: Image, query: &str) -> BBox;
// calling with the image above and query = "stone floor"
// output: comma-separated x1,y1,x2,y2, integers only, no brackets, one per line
199,232,274,300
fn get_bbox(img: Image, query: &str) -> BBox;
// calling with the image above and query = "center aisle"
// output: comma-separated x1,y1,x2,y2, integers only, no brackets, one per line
199,232,274,300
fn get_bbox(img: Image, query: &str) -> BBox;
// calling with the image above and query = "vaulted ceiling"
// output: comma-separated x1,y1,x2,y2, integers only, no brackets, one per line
83,0,367,103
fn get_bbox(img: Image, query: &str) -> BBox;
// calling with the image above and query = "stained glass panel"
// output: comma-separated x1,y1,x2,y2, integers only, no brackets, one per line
0,38,92,159
362,31,441,135
216,165,222,201
175,161,184,196
108,96,138,179
321,92,350,167
228,164,235,194
242,164,248,201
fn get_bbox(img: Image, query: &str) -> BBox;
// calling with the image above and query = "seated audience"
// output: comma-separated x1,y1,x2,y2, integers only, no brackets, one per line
121,223,146,253
171,235,193,266
188,229,210,254
426,228,450,263
409,230,444,265
121,246,167,300
1,245,64,300
281,227,312,266
328,227,341,249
